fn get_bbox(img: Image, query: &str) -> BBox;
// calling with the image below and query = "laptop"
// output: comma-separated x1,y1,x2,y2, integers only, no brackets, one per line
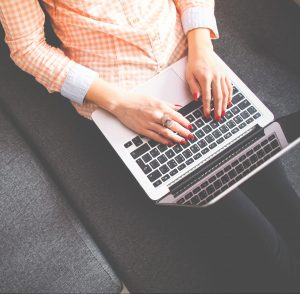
92,55,300,207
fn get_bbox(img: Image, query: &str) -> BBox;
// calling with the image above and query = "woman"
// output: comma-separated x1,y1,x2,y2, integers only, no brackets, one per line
1,0,299,291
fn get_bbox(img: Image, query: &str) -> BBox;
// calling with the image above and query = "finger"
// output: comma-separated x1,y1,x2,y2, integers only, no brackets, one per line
212,77,223,121
186,73,201,101
167,107,192,130
168,119,193,140
150,123,187,144
143,129,170,145
226,76,233,107
168,103,183,112
221,77,229,117
198,77,212,119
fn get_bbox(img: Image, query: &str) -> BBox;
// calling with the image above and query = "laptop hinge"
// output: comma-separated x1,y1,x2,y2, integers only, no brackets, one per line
169,125,264,197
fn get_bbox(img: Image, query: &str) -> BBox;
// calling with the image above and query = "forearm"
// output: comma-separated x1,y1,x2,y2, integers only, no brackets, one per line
187,27,213,56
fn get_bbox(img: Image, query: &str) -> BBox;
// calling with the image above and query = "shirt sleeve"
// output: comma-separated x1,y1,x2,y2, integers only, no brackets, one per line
0,0,98,105
173,0,219,39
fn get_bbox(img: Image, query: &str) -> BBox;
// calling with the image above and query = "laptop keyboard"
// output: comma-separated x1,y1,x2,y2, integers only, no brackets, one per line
124,86,262,187
176,134,281,206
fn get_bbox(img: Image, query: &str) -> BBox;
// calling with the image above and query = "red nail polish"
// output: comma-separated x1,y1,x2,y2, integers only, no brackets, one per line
181,139,187,145
168,142,173,147
187,134,194,140
175,104,183,107
187,124,193,130
222,110,225,117
228,101,232,107
193,92,199,101
216,116,221,122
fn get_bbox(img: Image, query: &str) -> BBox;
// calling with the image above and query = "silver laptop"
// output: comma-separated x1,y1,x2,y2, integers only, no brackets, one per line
92,55,300,207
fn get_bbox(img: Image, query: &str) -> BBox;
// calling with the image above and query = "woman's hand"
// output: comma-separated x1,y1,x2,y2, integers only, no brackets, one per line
86,78,193,145
113,92,193,145
186,28,233,121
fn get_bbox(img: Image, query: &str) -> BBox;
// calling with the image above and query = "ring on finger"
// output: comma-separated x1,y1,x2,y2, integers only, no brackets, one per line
161,113,174,129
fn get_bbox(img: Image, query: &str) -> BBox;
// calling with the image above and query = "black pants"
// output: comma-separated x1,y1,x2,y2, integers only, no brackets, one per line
195,159,300,292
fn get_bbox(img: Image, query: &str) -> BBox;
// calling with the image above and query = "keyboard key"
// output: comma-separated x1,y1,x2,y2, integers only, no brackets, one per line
246,150,254,156
228,169,237,179
195,130,205,139
195,119,205,128
159,164,170,174
175,154,185,164
246,117,254,124
238,122,247,129
185,192,193,200
158,144,168,153
208,176,216,183
124,141,132,148
132,136,143,147
226,120,236,129
225,111,233,119
157,154,168,164
212,129,222,139
193,153,202,160
148,140,158,148
182,141,191,149
193,187,201,194
239,155,246,162
210,121,219,129
232,160,239,167
233,86,239,95
261,139,268,146
264,145,272,154
240,110,250,119
214,180,222,189
268,134,276,141
216,170,224,177
219,116,227,124
153,180,162,187
232,127,239,134
203,125,213,134
198,139,207,148
206,185,215,195
170,169,178,176
232,93,245,104
193,109,202,118
236,164,244,173
238,99,251,110
271,140,279,149
186,114,195,122
253,113,261,119
201,148,209,155
177,198,185,205
166,149,175,159
209,142,217,149
162,174,170,182
231,106,240,115
198,191,207,200
220,125,229,134
191,144,200,153
150,148,160,158
224,165,231,172
178,163,186,171
130,143,151,159
205,134,215,144
148,170,162,182
191,195,200,205
201,181,209,189
183,149,193,159
224,132,232,139
257,150,265,159
167,159,177,169
172,145,183,154
142,153,152,163
150,159,160,169
233,115,243,124
221,174,229,184
186,158,194,165
247,106,257,114
217,137,225,144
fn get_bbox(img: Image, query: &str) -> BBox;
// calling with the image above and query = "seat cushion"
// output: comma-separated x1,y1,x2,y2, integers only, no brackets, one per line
0,0,299,292
0,108,121,293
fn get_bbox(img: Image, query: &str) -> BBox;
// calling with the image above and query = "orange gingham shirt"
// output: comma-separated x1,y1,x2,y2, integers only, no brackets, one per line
0,0,218,119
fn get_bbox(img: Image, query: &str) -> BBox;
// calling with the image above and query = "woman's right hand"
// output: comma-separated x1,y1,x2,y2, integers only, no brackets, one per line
113,92,194,145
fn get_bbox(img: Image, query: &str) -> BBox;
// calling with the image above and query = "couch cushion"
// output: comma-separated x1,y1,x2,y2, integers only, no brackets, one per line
0,108,121,293
0,0,299,292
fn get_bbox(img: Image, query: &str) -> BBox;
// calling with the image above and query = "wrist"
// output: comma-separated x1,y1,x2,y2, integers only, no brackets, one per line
187,28,213,55
85,78,123,114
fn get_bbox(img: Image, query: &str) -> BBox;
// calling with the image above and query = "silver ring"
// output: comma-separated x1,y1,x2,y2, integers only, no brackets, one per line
161,114,173,129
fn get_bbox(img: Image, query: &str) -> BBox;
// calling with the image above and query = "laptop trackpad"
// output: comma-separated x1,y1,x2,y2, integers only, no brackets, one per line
133,69,192,106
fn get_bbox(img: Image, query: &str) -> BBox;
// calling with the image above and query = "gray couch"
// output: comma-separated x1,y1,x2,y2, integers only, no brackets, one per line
0,0,299,293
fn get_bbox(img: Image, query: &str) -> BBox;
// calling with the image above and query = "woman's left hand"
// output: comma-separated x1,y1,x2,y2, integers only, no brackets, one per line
186,29,233,121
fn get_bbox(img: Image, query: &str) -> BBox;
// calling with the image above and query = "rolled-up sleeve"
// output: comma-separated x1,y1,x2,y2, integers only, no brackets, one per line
173,0,219,39
0,0,98,105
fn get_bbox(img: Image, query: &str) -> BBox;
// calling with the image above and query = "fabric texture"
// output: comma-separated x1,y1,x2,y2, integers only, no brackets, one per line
0,109,121,293
0,0,299,292
0,0,218,118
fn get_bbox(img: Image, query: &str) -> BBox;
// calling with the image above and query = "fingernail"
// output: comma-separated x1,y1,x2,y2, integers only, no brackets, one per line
187,134,194,140
181,139,187,145
222,110,225,117
228,101,232,107
175,104,183,107
205,113,210,120
168,142,174,147
193,92,199,101
187,124,193,130
215,115,221,122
